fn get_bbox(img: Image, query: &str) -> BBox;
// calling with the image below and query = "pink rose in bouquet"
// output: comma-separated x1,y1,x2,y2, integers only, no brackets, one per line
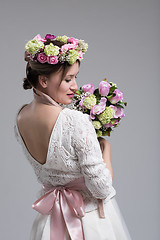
99,80,111,96
110,89,124,104
82,83,95,94
71,78,127,137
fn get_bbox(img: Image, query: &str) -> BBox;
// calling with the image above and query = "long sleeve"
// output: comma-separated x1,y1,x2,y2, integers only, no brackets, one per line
71,110,113,200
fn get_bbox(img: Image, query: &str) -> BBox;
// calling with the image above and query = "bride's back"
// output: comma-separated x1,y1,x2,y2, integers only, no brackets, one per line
17,102,62,165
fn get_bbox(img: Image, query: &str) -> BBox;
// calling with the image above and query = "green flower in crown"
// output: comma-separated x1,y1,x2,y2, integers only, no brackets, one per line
56,35,68,43
76,40,88,53
97,106,115,124
44,43,60,56
66,49,79,65
25,39,44,55
58,51,67,62
24,34,89,65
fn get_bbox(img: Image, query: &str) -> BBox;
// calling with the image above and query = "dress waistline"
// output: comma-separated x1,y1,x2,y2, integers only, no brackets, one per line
32,176,105,240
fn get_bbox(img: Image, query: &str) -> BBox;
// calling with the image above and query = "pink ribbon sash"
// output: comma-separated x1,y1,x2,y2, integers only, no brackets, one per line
32,176,105,240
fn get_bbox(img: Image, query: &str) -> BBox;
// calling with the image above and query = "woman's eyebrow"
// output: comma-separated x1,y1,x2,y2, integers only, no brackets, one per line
66,71,79,77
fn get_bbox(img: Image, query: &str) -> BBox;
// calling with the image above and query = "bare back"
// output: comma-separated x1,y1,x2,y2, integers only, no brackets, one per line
17,102,63,165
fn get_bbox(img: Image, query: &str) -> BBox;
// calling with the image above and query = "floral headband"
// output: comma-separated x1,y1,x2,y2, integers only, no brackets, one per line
24,34,88,65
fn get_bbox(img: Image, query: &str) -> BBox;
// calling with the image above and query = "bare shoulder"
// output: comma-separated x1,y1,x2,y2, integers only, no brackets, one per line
17,104,30,122
17,102,63,129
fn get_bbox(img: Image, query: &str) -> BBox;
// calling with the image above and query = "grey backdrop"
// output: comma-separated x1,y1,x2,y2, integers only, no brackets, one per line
1,0,159,239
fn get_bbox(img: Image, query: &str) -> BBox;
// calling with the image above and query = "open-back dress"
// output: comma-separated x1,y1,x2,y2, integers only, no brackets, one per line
14,87,132,240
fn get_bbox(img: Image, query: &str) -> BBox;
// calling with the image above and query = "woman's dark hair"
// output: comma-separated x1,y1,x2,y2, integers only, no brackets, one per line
23,40,81,90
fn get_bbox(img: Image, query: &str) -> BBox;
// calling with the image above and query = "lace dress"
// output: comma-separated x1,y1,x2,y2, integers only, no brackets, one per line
14,88,132,240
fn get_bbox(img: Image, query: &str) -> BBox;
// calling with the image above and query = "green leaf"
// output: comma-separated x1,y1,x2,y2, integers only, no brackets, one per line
110,119,116,124
102,131,109,136
94,88,101,97
118,101,127,106
109,86,116,92
114,104,124,109
75,90,81,95
107,94,113,100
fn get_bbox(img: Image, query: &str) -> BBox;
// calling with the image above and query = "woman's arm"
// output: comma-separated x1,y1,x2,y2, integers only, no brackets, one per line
72,111,114,199
98,137,114,181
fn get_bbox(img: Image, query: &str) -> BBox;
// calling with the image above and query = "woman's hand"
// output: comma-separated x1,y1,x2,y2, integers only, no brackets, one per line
97,137,108,153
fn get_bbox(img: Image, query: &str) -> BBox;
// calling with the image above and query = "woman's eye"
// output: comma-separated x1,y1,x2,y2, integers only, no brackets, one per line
65,76,78,82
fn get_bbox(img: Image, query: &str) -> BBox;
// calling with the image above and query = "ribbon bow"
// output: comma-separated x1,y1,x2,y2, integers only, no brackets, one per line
32,176,105,240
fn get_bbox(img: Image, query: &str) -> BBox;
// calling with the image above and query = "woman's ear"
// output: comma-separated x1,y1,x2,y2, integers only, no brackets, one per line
38,75,48,88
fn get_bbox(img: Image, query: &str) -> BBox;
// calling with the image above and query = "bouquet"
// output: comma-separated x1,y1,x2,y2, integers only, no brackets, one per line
71,78,127,137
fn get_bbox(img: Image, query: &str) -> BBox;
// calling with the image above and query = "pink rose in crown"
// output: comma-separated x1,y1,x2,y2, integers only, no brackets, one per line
61,43,77,52
109,105,125,118
82,83,95,94
47,56,58,64
34,34,46,42
110,89,123,104
99,80,111,96
67,37,79,45
78,51,83,60
37,52,48,63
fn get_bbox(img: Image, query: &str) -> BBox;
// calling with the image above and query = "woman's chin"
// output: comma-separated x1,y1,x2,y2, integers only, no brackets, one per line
60,98,73,105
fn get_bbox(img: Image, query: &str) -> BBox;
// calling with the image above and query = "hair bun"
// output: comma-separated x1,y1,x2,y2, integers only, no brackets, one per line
23,77,32,90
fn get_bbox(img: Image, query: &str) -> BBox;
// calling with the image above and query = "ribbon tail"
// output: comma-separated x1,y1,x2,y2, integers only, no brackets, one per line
50,191,66,240
98,199,105,218
60,193,85,240
65,189,85,217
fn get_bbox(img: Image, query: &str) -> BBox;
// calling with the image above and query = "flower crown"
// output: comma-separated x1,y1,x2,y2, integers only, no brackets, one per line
24,34,88,65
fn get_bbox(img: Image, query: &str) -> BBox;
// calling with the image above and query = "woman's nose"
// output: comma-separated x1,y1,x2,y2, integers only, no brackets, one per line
71,79,78,91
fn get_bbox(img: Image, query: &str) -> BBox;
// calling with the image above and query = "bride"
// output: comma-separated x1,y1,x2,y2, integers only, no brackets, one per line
14,33,132,239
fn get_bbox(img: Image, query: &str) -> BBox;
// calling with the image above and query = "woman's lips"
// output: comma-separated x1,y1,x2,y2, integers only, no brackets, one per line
67,94,74,98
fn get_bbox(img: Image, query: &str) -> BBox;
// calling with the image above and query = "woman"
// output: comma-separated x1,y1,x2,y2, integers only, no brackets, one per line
14,33,132,239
